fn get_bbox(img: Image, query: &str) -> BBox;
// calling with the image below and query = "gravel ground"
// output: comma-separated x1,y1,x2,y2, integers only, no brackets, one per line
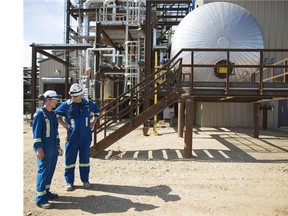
23,120,288,216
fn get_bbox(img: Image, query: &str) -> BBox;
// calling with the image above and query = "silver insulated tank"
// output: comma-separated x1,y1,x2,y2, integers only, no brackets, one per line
170,2,264,82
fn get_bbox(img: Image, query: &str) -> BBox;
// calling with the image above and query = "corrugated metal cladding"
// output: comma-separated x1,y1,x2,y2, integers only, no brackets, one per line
39,52,77,94
195,0,287,128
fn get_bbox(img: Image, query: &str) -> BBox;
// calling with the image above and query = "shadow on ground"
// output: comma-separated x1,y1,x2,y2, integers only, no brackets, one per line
53,184,179,214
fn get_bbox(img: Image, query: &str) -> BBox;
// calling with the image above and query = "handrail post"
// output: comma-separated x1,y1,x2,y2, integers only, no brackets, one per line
177,59,183,88
166,67,171,93
93,120,97,147
284,60,288,83
190,51,194,92
259,51,264,94
104,115,107,138
225,50,230,95
130,88,135,122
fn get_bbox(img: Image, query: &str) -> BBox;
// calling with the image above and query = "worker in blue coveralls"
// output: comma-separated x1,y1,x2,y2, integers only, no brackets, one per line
55,83,100,191
32,90,63,209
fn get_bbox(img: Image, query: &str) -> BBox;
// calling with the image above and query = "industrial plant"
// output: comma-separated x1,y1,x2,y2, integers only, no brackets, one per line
27,0,288,157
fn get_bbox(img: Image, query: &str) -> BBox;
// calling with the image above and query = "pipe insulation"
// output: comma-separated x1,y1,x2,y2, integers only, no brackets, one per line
170,2,264,82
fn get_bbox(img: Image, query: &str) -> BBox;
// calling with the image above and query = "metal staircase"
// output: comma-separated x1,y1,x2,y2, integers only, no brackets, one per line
90,57,184,157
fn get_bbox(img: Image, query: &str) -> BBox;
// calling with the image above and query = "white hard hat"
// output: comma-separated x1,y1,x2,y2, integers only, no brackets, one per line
69,83,84,96
43,90,59,100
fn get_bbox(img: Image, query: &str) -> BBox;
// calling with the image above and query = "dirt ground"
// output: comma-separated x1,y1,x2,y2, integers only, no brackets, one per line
23,119,288,216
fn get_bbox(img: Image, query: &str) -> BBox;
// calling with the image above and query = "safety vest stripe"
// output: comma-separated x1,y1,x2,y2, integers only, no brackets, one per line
44,118,50,137
41,108,50,138
71,119,75,128
34,138,42,143
36,190,46,196
79,163,90,167
65,164,76,169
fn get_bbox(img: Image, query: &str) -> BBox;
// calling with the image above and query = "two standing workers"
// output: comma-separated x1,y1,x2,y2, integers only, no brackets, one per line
32,83,100,209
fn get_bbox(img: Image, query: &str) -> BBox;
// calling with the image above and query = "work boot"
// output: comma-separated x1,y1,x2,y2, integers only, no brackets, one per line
37,202,53,209
48,192,59,200
83,182,91,189
66,183,74,191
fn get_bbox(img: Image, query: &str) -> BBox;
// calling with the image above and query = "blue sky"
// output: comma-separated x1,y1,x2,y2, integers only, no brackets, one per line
23,0,65,67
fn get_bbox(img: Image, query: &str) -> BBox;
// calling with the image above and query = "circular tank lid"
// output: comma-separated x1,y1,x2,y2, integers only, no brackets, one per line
217,37,230,48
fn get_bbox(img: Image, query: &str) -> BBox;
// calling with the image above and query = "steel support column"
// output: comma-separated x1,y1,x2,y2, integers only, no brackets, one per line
253,103,260,138
64,0,71,99
184,97,193,158
262,108,268,130
30,45,38,122
143,1,153,129
64,51,70,99
178,99,184,137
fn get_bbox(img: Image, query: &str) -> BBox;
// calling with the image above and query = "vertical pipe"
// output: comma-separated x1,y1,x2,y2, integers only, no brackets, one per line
253,103,260,138
83,2,89,43
153,28,157,47
93,23,102,147
101,69,105,107
153,51,158,136
178,99,184,137
124,25,129,91
95,22,101,100
65,0,70,44
184,97,193,158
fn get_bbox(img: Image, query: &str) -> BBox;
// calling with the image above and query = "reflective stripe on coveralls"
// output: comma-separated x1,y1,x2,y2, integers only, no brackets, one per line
34,138,42,143
36,184,51,196
79,163,90,167
36,190,46,196
41,109,50,137
65,164,76,169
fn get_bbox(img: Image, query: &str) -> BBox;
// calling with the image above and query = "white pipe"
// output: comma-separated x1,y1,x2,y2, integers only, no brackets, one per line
86,0,104,3
153,28,157,47
104,0,116,21
83,2,89,43
85,47,116,71
103,51,124,57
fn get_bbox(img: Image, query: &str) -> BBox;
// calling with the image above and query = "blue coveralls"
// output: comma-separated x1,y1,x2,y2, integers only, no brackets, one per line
55,98,99,184
32,108,59,205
